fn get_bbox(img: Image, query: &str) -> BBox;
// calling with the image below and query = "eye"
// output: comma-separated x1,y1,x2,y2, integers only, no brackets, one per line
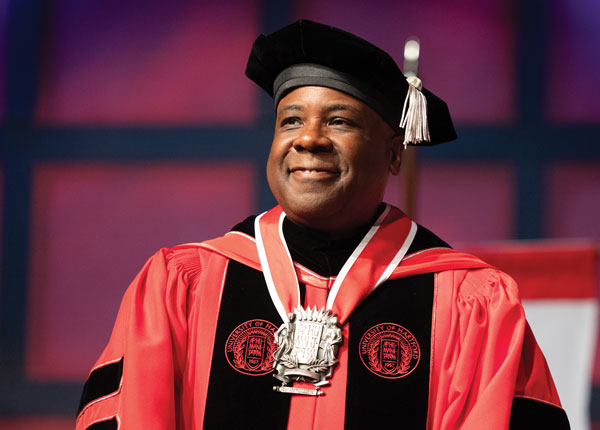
280,116,301,127
329,117,356,128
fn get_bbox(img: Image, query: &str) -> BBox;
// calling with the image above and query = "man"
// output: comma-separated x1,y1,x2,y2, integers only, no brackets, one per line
76,20,570,429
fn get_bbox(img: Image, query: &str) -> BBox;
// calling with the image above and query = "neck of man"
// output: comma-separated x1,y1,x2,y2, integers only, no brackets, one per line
284,203,386,241
282,204,386,277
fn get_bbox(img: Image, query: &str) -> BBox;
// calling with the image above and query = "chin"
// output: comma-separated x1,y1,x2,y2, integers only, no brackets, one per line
279,197,341,227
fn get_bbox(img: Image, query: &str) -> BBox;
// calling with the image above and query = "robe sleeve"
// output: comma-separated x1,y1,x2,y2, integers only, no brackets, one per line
428,268,569,430
75,247,202,430
509,322,571,429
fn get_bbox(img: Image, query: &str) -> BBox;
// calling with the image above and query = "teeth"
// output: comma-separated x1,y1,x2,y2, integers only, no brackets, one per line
290,168,336,174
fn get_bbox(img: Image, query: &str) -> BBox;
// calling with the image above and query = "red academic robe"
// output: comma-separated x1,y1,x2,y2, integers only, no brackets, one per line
76,207,568,430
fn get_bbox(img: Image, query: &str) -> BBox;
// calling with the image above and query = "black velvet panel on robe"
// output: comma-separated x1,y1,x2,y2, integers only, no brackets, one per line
344,274,433,429
203,260,291,429
510,397,571,429
78,357,123,415
85,416,118,430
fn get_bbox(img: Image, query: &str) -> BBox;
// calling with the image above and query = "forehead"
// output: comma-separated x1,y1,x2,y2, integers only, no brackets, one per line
276,86,371,115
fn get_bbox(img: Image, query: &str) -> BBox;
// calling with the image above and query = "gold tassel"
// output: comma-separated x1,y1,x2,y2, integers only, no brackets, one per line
399,76,430,148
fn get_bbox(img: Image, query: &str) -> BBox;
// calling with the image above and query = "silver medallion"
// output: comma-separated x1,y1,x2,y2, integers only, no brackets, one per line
272,306,342,396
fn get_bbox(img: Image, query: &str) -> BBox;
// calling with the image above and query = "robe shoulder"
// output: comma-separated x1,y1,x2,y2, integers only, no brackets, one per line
75,244,227,430
452,266,520,301
429,267,569,430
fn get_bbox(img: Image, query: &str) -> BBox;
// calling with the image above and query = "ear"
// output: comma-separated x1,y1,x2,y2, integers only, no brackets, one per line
389,135,403,176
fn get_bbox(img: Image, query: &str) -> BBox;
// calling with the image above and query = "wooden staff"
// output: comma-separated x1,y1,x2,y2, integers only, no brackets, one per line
401,38,420,220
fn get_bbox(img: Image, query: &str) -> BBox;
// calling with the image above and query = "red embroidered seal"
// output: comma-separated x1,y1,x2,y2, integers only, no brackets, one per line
359,323,420,379
225,319,278,376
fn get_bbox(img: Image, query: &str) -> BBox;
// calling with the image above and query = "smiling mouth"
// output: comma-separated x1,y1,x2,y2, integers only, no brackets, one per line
289,167,339,180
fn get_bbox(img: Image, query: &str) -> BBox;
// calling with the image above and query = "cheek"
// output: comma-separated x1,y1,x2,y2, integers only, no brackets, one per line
265,149,280,190
266,136,289,168
266,156,279,191
266,142,283,172
355,153,391,190
266,148,293,203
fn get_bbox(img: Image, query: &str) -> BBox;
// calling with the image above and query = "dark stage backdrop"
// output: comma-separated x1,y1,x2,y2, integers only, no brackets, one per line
0,0,599,429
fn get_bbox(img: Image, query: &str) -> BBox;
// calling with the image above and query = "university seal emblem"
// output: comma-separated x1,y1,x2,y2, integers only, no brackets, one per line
225,319,278,376
359,323,420,379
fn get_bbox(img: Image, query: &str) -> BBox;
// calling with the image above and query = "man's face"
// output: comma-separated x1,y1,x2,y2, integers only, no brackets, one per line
267,86,402,235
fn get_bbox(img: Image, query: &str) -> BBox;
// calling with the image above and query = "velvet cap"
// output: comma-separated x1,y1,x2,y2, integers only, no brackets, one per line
245,19,457,145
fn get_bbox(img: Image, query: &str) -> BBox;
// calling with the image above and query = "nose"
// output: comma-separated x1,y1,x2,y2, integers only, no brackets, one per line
292,122,333,153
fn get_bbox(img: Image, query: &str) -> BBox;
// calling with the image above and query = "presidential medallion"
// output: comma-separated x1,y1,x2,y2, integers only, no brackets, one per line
272,306,342,396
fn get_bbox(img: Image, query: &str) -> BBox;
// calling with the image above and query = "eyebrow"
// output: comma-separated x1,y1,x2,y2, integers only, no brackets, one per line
278,104,303,114
323,103,361,115
278,103,361,115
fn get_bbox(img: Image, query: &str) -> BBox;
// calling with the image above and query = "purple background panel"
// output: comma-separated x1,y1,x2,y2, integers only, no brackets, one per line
547,0,600,123
0,416,74,430
383,171,406,210
388,161,515,244
545,163,600,240
25,162,256,381
0,165,3,301
0,0,8,122
35,0,259,125
293,0,515,125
